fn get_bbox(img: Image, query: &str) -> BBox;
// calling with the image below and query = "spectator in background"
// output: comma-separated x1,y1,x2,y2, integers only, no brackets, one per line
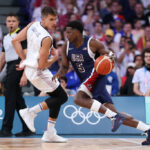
58,3,80,30
103,29,120,54
120,62,136,96
121,62,136,88
137,26,150,52
53,29,64,43
103,0,125,28
134,54,143,69
141,0,150,10
32,0,56,21
132,19,144,45
106,71,119,96
100,0,112,19
145,4,150,26
66,63,81,92
117,38,136,78
57,0,78,15
133,3,147,27
118,0,137,23
59,76,76,96
113,18,124,44
122,23,133,40
132,48,150,96
146,40,150,48
81,4,95,35
92,21,105,42
119,35,126,49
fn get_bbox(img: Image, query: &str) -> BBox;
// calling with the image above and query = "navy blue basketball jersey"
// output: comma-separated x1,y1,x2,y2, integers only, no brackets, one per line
67,36,96,82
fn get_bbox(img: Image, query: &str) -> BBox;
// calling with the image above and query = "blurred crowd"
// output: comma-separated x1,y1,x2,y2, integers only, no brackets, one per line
1,0,150,96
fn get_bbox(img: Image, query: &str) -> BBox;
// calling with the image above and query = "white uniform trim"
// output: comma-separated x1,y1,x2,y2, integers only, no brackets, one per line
87,37,95,61
77,84,92,98
66,41,69,56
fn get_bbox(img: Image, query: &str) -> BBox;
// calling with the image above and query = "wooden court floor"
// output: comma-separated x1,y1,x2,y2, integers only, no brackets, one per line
0,138,150,150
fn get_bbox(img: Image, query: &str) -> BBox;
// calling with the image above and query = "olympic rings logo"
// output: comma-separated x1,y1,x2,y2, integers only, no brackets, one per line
63,105,105,125
0,109,3,120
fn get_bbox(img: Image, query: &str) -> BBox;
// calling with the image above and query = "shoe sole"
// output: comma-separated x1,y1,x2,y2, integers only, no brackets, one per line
41,139,68,143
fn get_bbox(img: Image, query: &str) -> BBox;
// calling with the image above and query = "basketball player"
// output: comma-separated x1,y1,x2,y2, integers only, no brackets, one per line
12,6,68,142
53,21,150,145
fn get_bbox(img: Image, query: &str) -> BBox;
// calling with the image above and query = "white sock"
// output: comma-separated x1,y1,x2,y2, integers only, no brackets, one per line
105,109,117,118
47,120,56,131
136,121,150,132
29,104,43,114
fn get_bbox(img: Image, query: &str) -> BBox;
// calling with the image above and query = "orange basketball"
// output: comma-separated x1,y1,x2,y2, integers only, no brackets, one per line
94,55,114,75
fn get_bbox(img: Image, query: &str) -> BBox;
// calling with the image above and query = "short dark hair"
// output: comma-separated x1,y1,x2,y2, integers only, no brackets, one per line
142,48,150,64
6,13,19,20
93,20,103,27
66,20,84,34
41,6,57,17
134,54,142,62
59,76,67,83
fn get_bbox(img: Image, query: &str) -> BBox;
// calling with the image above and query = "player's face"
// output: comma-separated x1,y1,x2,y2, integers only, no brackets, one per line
65,27,75,42
43,14,57,30
6,16,19,33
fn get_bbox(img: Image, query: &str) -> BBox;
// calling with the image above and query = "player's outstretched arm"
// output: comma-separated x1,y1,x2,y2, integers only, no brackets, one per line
53,42,69,80
89,38,109,55
90,38,116,61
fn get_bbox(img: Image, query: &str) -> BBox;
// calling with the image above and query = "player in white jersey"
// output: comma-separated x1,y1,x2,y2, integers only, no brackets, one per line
12,6,68,143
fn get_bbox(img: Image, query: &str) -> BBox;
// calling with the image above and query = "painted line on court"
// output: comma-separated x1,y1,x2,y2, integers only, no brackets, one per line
119,138,141,145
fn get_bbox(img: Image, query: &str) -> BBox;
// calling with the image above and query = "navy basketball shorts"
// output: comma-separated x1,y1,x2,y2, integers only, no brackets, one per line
78,71,113,104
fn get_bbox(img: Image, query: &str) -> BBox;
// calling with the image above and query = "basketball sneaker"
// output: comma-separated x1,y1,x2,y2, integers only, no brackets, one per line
41,129,68,143
142,129,150,145
111,113,126,132
19,108,37,132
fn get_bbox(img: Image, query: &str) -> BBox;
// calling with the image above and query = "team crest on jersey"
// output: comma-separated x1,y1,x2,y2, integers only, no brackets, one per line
71,54,84,62
87,84,92,90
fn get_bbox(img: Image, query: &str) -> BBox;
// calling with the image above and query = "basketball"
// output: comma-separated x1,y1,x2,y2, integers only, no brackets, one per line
94,55,114,75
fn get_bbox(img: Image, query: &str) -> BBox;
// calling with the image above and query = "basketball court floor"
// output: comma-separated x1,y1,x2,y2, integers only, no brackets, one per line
0,135,150,150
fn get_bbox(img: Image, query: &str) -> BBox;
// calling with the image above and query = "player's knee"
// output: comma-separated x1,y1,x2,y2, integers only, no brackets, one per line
59,89,68,105
74,91,86,106
74,95,82,106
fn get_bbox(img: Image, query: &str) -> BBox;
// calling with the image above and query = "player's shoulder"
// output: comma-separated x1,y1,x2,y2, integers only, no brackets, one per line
135,67,145,74
88,36,102,44
27,21,37,28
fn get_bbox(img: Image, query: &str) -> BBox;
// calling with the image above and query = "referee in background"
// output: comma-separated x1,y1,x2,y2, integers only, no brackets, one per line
0,13,33,137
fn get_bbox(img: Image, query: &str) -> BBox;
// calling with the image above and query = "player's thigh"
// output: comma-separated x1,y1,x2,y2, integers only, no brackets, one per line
25,67,59,93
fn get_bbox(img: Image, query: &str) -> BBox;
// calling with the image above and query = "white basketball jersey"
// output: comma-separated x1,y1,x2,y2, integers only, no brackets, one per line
25,21,52,68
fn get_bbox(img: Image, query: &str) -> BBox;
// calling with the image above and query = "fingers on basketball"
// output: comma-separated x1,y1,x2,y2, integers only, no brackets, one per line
94,55,114,75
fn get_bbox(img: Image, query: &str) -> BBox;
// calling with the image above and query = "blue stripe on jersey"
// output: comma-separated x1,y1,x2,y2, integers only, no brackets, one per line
67,36,95,82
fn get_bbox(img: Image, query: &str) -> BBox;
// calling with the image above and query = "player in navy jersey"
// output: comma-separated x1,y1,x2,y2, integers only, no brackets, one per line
53,20,150,145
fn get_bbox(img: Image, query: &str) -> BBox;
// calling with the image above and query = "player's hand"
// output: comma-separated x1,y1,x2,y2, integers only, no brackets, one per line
16,60,25,71
50,47,59,57
52,73,60,82
108,51,116,62
19,74,27,87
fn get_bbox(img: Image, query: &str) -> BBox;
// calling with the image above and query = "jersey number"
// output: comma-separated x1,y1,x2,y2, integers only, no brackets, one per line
76,62,85,73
